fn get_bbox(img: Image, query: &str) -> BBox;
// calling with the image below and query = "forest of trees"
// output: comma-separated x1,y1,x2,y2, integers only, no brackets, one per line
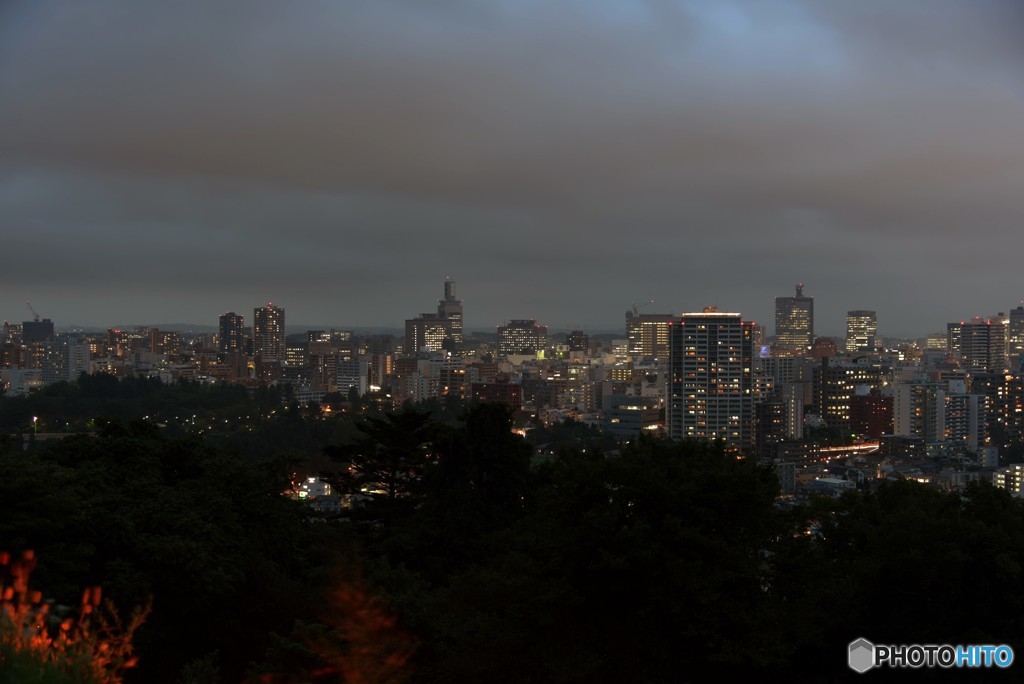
3,377,1024,682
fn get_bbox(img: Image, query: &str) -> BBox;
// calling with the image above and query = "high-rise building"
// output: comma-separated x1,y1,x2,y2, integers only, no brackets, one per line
774,283,814,352
497,320,548,356
813,359,855,432
331,330,355,361
22,319,55,344
306,330,330,343
849,390,893,438
845,310,877,354
667,307,756,452
1009,305,1024,373
926,332,948,351
285,341,308,368
42,334,90,385
603,395,662,438
812,359,883,432
947,316,1007,373
754,398,787,461
253,303,285,361
405,316,448,355
336,358,369,396
566,330,589,352
993,464,1024,497
148,328,181,356
893,379,946,443
778,382,806,440
437,278,463,350
471,378,523,410
405,279,464,355
21,318,55,370
944,392,987,453
626,312,674,362
971,372,1013,451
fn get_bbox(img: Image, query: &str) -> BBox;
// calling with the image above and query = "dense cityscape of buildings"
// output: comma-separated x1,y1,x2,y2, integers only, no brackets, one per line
6,280,1024,499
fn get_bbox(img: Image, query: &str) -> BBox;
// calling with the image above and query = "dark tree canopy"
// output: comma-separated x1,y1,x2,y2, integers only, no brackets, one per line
5,377,1024,683
0,421,347,684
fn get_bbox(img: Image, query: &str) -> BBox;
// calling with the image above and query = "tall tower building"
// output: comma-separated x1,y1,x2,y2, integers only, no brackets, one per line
405,316,448,355
774,283,814,352
626,311,674,362
437,278,464,349
218,312,244,354
43,334,90,384
947,316,1007,373
845,310,878,353
405,279,464,355
497,320,548,356
566,330,589,352
1009,305,1024,373
667,308,756,452
894,380,947,443
22,318,55,344
22,318,55,370
253,303,285,361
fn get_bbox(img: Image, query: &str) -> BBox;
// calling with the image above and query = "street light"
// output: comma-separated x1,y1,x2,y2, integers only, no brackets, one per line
32,416,37,435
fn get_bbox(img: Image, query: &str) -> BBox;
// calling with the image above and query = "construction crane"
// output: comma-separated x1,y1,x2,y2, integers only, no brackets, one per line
26,301,40,323
629,299,655,317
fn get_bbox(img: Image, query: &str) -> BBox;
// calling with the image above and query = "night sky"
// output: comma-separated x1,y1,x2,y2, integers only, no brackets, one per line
2,1,1023,337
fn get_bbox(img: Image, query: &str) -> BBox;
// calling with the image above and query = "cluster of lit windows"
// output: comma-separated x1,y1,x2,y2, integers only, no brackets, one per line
497,321,548,355
253,304,285,360
667,313,755,449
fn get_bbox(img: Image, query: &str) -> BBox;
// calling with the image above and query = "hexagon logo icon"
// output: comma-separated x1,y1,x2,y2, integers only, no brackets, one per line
849,638,875,673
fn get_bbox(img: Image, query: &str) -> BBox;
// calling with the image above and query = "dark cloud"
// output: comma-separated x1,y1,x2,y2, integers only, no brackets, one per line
1,1,1022,335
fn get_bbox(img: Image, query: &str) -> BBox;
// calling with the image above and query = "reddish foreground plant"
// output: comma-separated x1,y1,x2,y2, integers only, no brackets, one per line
0,550,151,684
250,566,417,684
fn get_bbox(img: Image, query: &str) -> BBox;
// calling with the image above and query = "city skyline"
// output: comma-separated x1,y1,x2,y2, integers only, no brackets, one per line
5,280,1024,342
2,2,1024,336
